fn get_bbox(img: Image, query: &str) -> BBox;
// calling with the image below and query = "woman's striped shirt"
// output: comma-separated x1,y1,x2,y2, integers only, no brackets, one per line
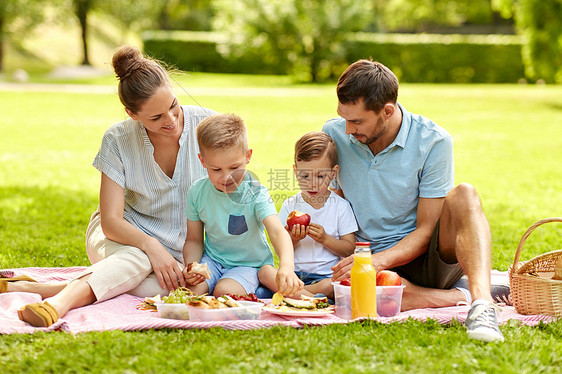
92,105,215,261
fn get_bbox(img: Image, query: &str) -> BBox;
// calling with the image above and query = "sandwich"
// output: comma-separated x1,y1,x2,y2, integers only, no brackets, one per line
187,295,240,309
186,261,211,279
270,293,331,311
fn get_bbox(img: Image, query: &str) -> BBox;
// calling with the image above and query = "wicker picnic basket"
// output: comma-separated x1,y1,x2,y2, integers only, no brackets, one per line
509,217,562,317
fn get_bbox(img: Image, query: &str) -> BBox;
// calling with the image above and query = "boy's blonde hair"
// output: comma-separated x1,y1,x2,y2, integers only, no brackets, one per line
197,113,248,152
294,132,338,167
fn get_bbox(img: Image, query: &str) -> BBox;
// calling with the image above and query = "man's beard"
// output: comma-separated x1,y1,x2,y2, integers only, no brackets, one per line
353,116,385,145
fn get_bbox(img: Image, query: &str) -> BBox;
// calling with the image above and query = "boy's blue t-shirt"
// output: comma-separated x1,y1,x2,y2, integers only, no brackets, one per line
184,173,276,268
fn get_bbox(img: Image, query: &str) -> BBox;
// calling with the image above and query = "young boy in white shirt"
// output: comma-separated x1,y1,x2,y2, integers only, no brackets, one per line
259,132,358,299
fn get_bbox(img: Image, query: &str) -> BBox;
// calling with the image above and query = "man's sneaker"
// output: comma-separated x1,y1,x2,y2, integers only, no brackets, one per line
465,302,504,342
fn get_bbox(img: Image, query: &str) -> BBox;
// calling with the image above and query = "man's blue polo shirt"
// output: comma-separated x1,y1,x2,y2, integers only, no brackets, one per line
322,103,454,253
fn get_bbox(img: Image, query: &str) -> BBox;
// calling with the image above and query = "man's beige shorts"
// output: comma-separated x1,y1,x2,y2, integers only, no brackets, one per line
78,211,180,302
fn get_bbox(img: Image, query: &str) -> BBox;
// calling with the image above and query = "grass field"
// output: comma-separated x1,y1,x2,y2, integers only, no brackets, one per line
1,75,562,373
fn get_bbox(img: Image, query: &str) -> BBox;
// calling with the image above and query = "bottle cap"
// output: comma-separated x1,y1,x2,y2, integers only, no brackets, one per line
355,242,370,247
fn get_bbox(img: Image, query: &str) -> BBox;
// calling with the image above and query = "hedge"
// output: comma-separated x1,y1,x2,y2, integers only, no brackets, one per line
142,31,284,75
346,33,525,83
142,30,525,83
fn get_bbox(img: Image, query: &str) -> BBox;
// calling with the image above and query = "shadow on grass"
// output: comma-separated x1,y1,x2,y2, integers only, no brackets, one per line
545,100,562,112
0,186,98,268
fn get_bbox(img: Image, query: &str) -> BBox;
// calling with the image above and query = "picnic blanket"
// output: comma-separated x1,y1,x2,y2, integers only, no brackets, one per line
0,267,557,335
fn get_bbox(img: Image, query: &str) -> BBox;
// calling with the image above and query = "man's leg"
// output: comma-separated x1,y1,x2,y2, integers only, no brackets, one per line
400,278,465,310
438,183,503,342
438,183,493,303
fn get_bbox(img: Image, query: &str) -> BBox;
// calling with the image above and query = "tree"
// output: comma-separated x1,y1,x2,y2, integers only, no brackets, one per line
374,0,500,32
67,0,165,66
213,0,374,82
493,0,562,83
97,0,166,44
156,0,214,31
0,0,49,72
74,0,92,65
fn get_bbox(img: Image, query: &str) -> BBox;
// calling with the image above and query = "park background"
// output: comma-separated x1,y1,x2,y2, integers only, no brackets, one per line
1,0,562,373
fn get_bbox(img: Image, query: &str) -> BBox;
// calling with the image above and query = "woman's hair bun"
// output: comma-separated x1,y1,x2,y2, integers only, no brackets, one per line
112,45,145,81
111,45,170,113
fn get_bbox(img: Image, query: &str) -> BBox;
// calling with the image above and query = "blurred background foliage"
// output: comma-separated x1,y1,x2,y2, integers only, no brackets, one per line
0,0,561,83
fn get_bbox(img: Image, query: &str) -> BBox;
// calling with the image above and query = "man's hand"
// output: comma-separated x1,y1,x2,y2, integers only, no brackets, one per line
145,240,186,291
332,252,389,281
276,266,304,296
331,255,354,282
307,223,327,244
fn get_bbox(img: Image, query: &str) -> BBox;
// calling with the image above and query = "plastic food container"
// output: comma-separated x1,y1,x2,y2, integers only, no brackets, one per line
332,282,405,319
332,282,352,320
376,285,405,317
157,301,263,321
156,302,191,320
188,301,262,321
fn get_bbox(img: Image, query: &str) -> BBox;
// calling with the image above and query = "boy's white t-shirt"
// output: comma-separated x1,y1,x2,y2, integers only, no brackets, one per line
278,191,358,276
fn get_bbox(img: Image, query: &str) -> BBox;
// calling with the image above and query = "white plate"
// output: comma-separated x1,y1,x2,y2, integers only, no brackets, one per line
262,305,334,318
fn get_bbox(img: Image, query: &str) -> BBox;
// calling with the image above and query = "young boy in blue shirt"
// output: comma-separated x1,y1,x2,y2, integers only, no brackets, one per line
182,113,303,297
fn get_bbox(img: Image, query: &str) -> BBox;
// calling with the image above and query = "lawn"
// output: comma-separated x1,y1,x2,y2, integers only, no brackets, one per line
1,75,561,373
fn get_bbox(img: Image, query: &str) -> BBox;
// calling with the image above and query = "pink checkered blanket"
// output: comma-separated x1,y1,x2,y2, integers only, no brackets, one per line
0,267,556,335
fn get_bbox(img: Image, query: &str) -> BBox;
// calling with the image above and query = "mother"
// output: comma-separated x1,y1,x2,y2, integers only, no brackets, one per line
3,45,214,327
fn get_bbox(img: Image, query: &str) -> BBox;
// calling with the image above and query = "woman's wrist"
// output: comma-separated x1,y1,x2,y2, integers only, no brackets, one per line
140,235,161,254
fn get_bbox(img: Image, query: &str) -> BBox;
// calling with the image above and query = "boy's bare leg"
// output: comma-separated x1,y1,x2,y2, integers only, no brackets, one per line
303,278,334,299
257,265,278,293
258,265,313,297
188,281,209,296
213,278,246,297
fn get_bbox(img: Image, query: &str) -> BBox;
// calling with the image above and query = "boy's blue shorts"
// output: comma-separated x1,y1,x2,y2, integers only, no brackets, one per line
200,254,260,294
294,271,330,286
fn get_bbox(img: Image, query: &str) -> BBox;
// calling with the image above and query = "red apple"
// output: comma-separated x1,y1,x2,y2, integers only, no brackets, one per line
340,278,351,287
376,270,402,286
378,298,400,317
286,210,311,230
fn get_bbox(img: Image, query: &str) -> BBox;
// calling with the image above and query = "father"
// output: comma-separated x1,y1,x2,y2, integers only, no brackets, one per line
323,60,504,343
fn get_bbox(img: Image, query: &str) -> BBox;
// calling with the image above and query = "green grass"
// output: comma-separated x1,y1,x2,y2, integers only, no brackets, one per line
1,76,562,372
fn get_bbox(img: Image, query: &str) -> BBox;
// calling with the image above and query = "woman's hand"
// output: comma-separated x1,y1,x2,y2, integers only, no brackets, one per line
276,266,304,296
145,238,186,291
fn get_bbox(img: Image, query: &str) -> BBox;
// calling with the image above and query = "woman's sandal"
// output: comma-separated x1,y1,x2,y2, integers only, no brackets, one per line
0,275,37,293
17,301,59,327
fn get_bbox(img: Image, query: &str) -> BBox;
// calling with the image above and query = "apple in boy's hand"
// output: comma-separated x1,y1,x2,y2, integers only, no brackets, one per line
286,210,311,230
376,270,402,286
340,278,351,286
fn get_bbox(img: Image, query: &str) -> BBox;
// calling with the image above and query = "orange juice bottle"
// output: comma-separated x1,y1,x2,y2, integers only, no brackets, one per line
351,242,377,318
